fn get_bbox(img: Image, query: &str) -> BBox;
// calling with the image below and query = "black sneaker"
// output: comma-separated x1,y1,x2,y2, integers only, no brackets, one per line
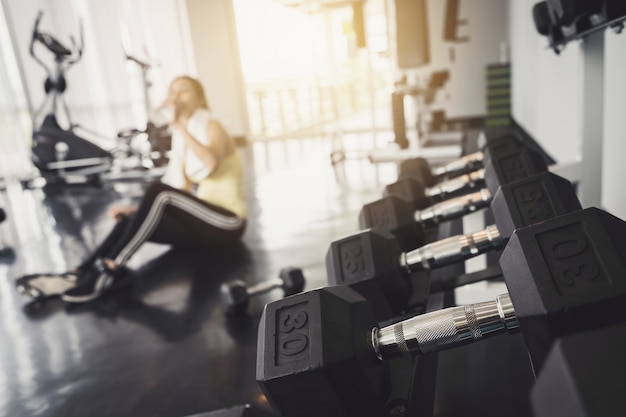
62,260,131,303
16,272,79,299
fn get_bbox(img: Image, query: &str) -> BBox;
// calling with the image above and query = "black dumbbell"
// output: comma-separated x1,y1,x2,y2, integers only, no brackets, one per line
220,267,305,315
0,208,9,255
328,172,582,318
257,286,517,417
390,128,535,207
363,146,549,249
258,207,626,417
545,0,602,27
398,126,523,187
500,206,626,371
387,167,488,211
533,1,553,36
386,127,525,211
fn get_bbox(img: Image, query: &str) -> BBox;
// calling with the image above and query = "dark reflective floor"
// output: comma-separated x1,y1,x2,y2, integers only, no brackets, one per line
0,137,535,417
0,138,392,417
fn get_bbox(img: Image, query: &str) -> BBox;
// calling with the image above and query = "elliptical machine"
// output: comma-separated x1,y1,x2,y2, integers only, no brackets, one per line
29,11,113,185
115,48,171,169
0,208,15,260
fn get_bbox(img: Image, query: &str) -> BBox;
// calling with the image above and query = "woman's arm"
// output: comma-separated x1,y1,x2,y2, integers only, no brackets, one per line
173,119,228,175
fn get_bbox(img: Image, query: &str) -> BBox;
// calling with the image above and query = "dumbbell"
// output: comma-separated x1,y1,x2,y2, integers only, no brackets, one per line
500,206,626,370
532,1,604,54
533,1,554,36
544,0,601,28
395,136,524,206
220,267,305,315
0,208,9,254
362,146,549,249
328,171,582,319
257,286,516,417
257,207,626,417
398,126,523,188
386,130,521,211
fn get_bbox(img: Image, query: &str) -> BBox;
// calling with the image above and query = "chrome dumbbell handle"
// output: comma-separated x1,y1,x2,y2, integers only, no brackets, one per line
425,168,486,199
431,151,484,177
247,278,284,296
400,224,504,273
372,293,518,360
414,188,492,227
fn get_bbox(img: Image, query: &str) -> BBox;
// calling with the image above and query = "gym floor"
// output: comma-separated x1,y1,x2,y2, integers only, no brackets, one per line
0,135,535,417
0,136,394,417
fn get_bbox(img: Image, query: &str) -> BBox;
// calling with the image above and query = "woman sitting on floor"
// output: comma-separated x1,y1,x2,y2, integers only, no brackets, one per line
16,75,247,303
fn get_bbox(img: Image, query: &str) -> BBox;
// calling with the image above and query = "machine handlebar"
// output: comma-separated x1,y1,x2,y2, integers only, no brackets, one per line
29,10,84,72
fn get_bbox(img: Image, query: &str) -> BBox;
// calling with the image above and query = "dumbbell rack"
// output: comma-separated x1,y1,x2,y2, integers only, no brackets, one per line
258,126,626,417
383,220,505,417
406,219,465,417
383,130,552,417
367,222,458,417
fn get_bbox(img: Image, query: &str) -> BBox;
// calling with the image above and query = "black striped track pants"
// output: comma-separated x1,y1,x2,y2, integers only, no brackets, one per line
80,181,246,269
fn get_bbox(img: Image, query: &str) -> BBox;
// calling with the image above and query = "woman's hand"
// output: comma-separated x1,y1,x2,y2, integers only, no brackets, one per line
171,118,188,134
107,206,138,221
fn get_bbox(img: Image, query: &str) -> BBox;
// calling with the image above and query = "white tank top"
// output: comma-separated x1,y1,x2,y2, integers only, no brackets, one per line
160,108,246,217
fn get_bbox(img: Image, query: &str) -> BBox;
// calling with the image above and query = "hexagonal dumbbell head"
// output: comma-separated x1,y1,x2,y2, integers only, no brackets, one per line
400,136,528,205
256,286,389,417
360,148,550,250
500,207,626,373
546,0,601,27
257,286,519,417
326,229,411,318
533,1,553,36
351,173,581,309
398,157,435,186
422,128,524,183
278,267,306,296
221,267,306,315
483,146,548,195
383,176,431,211
421,135,530,202
491,172,582,239
358,195,427,250
397,129,523,186
220,280,249,315
477,126,523,149
399,172,580,275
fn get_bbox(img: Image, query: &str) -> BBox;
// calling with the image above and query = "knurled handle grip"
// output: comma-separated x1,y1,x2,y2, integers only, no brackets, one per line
415,188,492,227
432,151,484,177
425,168,486,199
401,224,503,273
373,294,517,359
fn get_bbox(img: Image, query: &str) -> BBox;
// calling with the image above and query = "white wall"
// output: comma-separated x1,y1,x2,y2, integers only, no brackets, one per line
508,0,583,165
185,0,249,139
508,0,626,218
405,0,509,119
443,0,509,118
602,31,626,217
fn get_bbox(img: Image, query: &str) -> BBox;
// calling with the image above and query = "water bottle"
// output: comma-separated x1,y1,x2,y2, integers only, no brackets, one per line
149,104,175,128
